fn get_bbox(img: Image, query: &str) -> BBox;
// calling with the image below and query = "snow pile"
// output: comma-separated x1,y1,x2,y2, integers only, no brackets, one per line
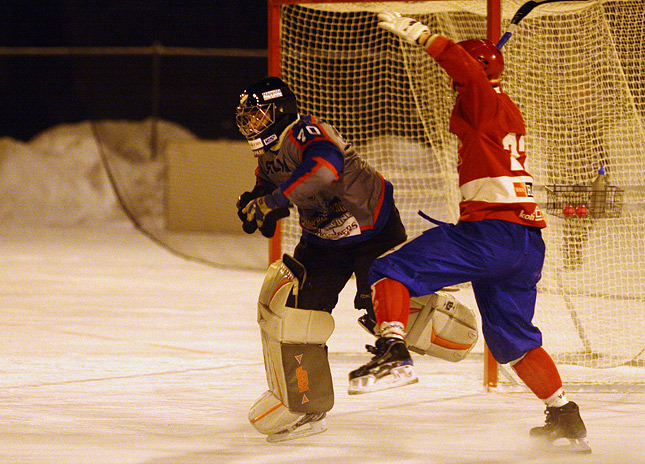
0,119,196,226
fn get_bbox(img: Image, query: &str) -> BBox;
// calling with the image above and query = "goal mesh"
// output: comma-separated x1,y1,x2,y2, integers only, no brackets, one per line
274,0,645,386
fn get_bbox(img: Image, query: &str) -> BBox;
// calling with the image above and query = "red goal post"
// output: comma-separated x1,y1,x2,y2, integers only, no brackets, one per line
266,0,503,389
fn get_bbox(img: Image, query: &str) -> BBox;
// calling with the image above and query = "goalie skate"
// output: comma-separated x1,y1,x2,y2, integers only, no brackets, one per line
530,402,591,454
266,413,327,443
348,337,418,395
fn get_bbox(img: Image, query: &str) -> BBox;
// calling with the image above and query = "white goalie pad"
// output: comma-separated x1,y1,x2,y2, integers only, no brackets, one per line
250,257,335,437
258,305,334,410
249,391,327,442
249,390,304,435
405,291,478,362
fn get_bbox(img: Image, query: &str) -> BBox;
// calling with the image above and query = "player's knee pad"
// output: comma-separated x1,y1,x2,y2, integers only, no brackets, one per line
250,256,335,435
405,291,478,362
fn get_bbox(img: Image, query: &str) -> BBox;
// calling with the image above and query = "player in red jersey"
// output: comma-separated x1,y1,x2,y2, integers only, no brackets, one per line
348,12,589,453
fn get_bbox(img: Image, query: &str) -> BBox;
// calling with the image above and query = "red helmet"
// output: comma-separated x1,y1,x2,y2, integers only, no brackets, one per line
457,39,504,83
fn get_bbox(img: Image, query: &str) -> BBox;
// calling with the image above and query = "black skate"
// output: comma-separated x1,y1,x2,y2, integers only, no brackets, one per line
266,412,327,443
530,401,591,453
348,337,418,395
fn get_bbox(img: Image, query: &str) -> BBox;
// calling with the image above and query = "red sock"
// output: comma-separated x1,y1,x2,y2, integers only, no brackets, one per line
512,347,563,400
372,278,410,328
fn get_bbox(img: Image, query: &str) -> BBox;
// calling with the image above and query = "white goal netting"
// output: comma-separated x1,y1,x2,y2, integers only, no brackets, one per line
274,0,645,386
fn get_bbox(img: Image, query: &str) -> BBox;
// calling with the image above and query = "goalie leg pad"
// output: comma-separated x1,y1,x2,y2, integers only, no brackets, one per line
258,257,303,315
249,390,304,435
250,257,335,437
248,391,327,442
405,291,478,362
259,307,334,413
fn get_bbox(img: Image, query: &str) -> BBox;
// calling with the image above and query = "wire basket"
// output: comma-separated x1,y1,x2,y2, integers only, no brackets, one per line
545,184,624,219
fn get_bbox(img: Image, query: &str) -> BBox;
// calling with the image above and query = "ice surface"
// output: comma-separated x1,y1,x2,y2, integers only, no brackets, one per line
0,223,643,464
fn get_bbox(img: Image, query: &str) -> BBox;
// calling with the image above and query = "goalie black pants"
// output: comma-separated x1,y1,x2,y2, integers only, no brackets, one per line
287,206,406,313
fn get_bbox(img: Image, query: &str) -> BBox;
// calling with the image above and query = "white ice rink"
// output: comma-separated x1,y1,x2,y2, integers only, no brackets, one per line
1,223,643,464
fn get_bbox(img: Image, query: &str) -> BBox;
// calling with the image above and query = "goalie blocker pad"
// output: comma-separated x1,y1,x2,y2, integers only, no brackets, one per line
405,291,478,362
249,256,335,436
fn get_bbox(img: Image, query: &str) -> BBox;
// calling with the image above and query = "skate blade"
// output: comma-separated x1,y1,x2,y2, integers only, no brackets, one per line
532,436,592,454
348,365,419,395
266,419,327,443
557,437,592,454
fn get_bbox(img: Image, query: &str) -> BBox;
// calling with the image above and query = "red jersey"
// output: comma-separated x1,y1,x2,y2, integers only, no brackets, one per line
425,36,546,228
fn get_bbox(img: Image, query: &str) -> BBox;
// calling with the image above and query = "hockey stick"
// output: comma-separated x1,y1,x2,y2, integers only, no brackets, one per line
496,0,590,49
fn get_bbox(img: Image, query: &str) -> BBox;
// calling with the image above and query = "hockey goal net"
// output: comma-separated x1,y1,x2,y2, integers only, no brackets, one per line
268,0,645,388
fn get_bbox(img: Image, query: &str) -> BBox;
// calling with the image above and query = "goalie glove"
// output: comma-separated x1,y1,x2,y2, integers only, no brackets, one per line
377,11,436,48
237,184,276,234
242,189,291,238
237,191,259,234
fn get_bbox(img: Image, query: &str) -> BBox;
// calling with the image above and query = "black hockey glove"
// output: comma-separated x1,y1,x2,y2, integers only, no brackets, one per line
237,191,259,234
236,184,275,234
242,189,291,238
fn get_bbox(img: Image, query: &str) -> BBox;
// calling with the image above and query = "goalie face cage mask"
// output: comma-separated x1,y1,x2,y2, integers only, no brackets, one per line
236,104,275,139
236,76,298,157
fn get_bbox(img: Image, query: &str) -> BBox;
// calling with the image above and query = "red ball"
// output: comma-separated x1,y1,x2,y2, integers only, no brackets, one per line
575,205,588,217
562,205,575,217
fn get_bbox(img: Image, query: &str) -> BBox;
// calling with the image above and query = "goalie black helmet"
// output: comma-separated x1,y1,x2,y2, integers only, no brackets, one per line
236,76,299,156
457,39,504,85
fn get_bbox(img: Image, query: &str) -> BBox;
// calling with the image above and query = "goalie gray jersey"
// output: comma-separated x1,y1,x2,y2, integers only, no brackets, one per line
255,115,395,246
